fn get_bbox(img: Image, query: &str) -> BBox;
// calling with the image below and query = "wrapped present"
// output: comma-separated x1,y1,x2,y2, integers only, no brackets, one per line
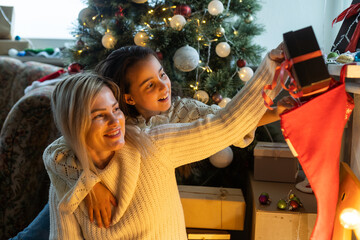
0,39,29,55
178,185,245,230
283,26,332,97
187,228,230,240
253,142,298,183
332,0,360,53
0,6,14,39
262,26,332,110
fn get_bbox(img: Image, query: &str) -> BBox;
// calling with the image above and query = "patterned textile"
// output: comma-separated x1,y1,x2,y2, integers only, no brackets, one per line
0,57,61,239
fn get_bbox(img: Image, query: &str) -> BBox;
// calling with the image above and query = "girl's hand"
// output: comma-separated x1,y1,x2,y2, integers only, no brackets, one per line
84,182,117,228
269,42,285,62
276,96,297,115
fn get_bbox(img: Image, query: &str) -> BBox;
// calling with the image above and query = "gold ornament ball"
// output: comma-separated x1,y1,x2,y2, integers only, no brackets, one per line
215,26,225,37
244,14,254,24
238,66,254,81
193,90,209,104
134,31,149,47
102,32,117,49
170,15,187,31
78,8,97,28
218,97,231,108
173,45,199,72
132,0,148,3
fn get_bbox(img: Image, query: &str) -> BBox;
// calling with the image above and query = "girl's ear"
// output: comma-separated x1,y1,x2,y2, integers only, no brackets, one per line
124,94,136,105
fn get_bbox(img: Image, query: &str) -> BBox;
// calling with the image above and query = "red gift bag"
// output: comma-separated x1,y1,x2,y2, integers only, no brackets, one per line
280,65,354,240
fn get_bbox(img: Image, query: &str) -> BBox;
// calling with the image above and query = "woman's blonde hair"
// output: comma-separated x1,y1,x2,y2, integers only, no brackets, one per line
51,72,151,189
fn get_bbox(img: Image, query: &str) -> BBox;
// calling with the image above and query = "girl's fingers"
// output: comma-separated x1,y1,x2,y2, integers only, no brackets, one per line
88,207,94,222
106,205,112,224
100,208,110,228
94,209,103,228
110,195,118,207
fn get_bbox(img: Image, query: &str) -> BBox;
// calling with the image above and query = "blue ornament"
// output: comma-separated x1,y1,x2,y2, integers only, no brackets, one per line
355,52,360,62
17,51,26,56
15,35,21,41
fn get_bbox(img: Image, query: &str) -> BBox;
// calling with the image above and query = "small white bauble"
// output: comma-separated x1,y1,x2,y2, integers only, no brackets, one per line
218,97,231,108
209,147,233,168
8,48,18,57
78,8,97,27
173,45,199,72
170,15,187,31
102,32,117,49
193,90,210,104
208,0,224,16
134,31,149,47
132,0,148,3
238,66,254,82
215,42,231,58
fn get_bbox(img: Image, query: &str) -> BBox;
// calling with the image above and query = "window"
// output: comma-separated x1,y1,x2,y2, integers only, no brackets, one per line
0,0,87,39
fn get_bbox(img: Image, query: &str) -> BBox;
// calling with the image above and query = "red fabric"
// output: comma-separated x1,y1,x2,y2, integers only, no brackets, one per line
280,75,353,239
37,69,65,82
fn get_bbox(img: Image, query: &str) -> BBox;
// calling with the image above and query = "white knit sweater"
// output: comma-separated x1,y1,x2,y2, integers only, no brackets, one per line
43,56,282,240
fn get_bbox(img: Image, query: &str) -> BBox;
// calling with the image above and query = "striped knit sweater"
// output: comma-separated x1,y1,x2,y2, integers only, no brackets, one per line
43,55,282,239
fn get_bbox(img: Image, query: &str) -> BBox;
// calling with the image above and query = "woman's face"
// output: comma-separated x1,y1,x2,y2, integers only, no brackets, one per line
124,54,172,120
86,86,126,158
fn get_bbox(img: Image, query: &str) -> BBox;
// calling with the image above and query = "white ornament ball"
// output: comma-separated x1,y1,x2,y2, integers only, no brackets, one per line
209,147,233,168
170,15,187,31
78,8,96,27
238,66,254,82
193,90,210,104
208,0,224,16
102,32,117,49
218,97,231,108
132,0,148,3
215,42,231,58
8,48,18,57
173,45,199,72
134,31,149,47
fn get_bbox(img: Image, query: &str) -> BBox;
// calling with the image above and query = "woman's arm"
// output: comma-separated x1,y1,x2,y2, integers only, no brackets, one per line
43,137,101,214
148,54,284,168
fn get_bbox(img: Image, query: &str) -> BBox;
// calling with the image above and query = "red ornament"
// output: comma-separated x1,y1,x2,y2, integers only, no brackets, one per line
212,92,223,104
174,5,192,18
289,200,299,210
115,6,124,17
68,63,84,74
156,51,163,60
237,59,246,68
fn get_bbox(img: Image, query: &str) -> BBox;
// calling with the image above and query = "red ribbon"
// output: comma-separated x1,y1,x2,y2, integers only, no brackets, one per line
262,50,323,110
332,3,360,52
38,69,66,82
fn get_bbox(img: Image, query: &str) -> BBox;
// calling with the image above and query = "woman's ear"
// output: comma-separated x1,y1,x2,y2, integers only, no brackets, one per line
124,94,136,105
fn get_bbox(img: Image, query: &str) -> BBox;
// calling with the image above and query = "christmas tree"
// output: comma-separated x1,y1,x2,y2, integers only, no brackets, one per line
69,0,264,102
68,0,268,187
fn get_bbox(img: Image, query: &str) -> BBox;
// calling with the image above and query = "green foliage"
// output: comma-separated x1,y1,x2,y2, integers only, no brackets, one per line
69,0,265,99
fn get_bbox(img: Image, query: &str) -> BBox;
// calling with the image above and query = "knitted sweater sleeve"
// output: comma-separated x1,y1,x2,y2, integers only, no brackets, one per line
43,137,101,214
172,98,255,148
147,55,282,168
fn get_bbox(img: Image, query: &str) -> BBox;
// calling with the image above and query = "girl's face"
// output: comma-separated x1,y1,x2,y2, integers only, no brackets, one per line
125,55,171,120
86,86,126,160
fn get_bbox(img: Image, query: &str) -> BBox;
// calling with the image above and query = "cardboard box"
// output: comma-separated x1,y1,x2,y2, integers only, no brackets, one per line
0,39,29,55
283,26,332,97
187,228,230,240
254,142,299,183
178,185,246,230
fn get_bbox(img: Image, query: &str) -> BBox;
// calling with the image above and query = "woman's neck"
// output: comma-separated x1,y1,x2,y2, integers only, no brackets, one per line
89,150,115,170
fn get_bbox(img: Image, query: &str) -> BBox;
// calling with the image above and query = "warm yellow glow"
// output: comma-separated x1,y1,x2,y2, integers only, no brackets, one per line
171,6,176,9
78,50,83,54
148,10,154,14
234,30,239,35
168,17,172,21
199,60,202,63
202,20,206,23
340,208,360,229
162,8,167,11
92,16,96,20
